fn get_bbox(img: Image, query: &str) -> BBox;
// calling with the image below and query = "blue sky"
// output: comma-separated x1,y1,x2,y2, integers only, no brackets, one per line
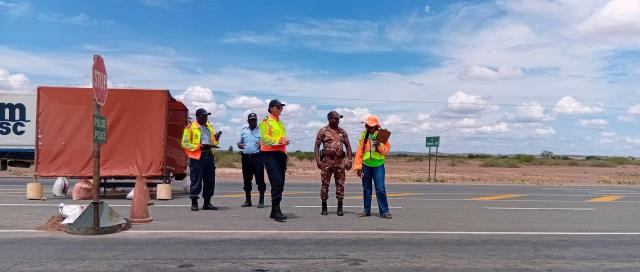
1,0,639,155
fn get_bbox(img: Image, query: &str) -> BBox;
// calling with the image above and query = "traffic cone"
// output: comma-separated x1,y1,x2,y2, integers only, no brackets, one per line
129,176,153,224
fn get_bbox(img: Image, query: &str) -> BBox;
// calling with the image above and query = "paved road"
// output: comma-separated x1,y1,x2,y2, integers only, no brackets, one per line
1,177,640,271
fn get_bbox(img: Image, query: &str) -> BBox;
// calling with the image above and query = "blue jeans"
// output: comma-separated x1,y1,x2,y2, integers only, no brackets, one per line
362,164,389,215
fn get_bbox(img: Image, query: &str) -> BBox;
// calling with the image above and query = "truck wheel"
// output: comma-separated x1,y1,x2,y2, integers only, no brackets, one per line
0,160,7,171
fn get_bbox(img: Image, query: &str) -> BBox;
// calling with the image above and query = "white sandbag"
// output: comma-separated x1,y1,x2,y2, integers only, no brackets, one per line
126,188,135,200
183,176,190,194
58,203,86,224
52,177,69,197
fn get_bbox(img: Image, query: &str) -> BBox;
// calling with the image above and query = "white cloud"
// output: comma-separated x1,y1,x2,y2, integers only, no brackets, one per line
175,86,226,118
225,96,266,109
553,96,604,115
535,127,556,136
505,101,553,123
446,91,497,115
601,131,616,137
463,122,510,134
0,0,29,15
222,32,285,44
458,66,524,81
628,104,640,116
38,13,114,26
576,0,640,44
576,118,608,129
0,68,30,92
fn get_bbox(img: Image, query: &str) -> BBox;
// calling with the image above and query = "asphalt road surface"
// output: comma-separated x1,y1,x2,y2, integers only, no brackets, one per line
1,177,640,271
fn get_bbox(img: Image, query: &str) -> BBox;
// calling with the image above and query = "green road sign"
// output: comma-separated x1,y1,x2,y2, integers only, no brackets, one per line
93,114,107,144
426,136,440,147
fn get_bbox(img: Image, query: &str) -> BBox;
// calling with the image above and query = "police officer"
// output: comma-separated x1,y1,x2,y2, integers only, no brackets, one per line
181,108,221,211
260,99,289,222
237,113,266,208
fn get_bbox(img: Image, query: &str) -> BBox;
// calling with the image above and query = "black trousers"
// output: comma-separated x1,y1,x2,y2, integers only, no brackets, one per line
263,151,287,206
241,153,266,194
189,151,215,200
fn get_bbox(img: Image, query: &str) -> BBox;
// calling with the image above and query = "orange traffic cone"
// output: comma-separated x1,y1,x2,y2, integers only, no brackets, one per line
129,176,153,224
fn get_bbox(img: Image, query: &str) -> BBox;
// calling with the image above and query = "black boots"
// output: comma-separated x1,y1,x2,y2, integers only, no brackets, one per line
190,198,199,211
202,197,218,210
241,192,252,207
257,193,265,209
270,205,287,221
321,200,328,216
337,200,344,216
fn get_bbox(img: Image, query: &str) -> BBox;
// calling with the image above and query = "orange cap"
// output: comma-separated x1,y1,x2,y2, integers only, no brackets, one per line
364,115,380,127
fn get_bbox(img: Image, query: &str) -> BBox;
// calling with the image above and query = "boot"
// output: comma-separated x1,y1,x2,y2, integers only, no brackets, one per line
190,198,199,211
321,200,328,216
270,204,287,221
241,192,252,207
202,197,218,210
337,200,344,216
257,193,265,208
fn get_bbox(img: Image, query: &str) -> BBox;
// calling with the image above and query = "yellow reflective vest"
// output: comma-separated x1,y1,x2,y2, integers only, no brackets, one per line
182,121,219,160
259,114,287,153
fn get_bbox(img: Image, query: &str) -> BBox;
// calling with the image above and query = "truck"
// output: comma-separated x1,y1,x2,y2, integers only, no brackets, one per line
0,93,36,170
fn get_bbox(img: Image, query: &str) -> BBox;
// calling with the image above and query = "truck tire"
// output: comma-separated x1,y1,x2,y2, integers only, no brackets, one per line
0,160,7,171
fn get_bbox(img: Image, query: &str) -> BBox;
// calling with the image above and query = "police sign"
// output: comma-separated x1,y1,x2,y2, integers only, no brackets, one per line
93,114,107,144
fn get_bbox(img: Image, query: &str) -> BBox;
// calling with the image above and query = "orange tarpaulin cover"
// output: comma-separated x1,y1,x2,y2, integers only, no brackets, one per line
35,87,188,178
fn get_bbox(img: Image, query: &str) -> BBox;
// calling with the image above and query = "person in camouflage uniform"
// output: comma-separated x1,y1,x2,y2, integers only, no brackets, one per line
314,111,353,216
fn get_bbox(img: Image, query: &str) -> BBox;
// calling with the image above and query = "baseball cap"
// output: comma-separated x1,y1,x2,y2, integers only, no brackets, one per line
327,111,343,119
195,108,211,116
268,99,286,108
247,113,258,120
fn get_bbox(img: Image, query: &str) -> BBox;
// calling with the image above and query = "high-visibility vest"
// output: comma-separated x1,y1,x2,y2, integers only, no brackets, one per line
353,130,391,171
182,121,218,160
259,114,287,153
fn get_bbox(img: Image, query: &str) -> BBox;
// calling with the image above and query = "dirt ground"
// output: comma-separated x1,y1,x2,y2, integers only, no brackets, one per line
5,158,640,185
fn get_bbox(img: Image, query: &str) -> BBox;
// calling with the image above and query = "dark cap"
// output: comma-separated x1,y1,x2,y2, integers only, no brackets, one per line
195,108,211,116
268,99,286,108
247,113,258,120
327,111,343,119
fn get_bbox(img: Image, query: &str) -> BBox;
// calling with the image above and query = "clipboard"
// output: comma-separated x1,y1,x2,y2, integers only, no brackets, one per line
376,129,391,144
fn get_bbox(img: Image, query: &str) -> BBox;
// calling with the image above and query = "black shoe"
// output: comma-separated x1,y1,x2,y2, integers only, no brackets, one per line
271,205,287,221
202,197,218,210
382,213,392,219
190,198,199,211
202,203,218,210
337,200,344,216
241,200,252,207
321,201,328,216
257,193,265,208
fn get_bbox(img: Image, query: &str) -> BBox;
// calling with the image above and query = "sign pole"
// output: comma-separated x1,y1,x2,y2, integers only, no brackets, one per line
427,147,431,182
434,146,439,182
92,101,101,232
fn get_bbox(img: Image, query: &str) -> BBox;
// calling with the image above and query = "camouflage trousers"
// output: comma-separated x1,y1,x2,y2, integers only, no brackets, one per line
320,162,346,200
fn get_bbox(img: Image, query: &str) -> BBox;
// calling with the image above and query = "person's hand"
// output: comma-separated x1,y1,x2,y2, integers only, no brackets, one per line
372,140,380,151
283,138,291,145
238,143,246,149
345,160,352,170
317,161,324,170
356,169,363,178
215,131,222,140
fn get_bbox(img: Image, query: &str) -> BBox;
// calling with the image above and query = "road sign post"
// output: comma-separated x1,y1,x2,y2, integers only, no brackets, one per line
426,136,440,182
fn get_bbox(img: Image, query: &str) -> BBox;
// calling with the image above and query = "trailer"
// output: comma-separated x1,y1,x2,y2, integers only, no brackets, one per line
35,87,188,186
0,93,36,170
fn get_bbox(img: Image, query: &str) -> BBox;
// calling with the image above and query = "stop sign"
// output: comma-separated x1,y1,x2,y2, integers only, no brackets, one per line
92,55,108,106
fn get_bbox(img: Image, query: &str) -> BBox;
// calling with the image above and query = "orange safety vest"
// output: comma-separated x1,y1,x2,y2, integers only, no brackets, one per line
181,121,218,160
259,114,287,153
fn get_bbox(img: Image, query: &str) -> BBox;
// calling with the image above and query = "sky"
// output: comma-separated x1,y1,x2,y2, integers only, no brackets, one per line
0,0,639,156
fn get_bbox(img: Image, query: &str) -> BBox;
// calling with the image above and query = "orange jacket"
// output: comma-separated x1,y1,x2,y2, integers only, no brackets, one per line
181,121,219,160
353,130,390,171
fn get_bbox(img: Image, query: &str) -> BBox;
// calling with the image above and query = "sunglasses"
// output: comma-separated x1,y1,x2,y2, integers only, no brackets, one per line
274,106,283,110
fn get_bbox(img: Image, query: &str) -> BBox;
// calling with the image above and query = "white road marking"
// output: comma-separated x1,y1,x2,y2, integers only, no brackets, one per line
294,205,403,209
4,230,640,236
485,207,595,211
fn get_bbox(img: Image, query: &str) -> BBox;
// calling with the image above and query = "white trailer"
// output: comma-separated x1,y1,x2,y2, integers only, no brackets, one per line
0,93,36,170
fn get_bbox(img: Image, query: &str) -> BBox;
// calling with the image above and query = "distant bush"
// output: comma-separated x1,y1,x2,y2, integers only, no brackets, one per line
585,156,600,161
514,154,536,163
468,154,492,159
448,158,466,167
215,151,241,168
480,158,520,168
289,151,316,162
585,160,617,168
607,157,633,165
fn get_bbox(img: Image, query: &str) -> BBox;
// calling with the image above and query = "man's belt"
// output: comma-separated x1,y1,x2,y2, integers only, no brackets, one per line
242,152,261,158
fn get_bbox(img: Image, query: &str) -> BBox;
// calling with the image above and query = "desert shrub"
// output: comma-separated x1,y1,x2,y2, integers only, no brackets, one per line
448,158,466,167
608,157,632,165
468,154,492,159
585,160,617,168
289,151,316,162
480,158,520,168
585,156,600,160
215,151,241,168
514,154,536,164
